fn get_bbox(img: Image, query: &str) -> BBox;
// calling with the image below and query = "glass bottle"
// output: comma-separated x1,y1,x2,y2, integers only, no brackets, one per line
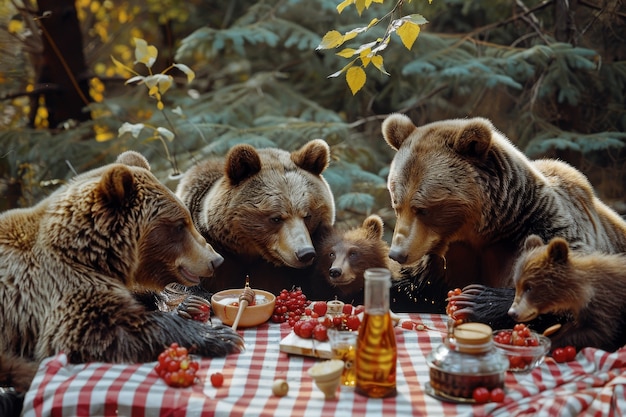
355,268,397,398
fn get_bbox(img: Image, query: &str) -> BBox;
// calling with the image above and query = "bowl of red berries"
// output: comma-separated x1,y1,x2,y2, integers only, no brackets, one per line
493,324,551,373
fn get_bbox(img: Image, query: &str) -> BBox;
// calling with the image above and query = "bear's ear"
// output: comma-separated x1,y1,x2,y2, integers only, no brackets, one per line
225,144,262,185
99,166,135,207
116,151,151,171
450,119,493,159
362,215,384,240
291,139,330,176
547,237,570,264
524,234,544,250
382,113,416,151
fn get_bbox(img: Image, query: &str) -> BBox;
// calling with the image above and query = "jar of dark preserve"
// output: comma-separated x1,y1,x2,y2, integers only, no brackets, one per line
426,321,508,402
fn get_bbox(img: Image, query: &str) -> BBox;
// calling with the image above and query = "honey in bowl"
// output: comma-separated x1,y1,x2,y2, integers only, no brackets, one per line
211,289,276,328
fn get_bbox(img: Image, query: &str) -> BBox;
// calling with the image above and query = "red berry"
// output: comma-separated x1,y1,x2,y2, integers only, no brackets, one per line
490,387,505,402
552,347,567,363
401,321,415,330
472,387,490,403
313,301,328,317
299,320,316,339
564,346,577,361
313,323,328,341
345,315,361,331
342,304,353,315
210,372,224,387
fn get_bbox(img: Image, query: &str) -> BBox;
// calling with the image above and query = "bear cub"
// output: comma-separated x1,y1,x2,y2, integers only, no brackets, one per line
313,215,399,305
508,235,626,352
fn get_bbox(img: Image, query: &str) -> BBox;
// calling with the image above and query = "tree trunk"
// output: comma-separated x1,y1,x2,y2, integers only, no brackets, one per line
35,0,91,129
554,0,578,44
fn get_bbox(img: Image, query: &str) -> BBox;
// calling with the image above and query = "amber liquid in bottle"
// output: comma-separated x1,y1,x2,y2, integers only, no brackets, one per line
355,268,397,398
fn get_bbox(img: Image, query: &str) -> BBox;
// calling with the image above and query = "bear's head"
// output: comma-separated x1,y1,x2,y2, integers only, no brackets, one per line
508,235,587,322
382,113,498,266
208,139,335,268
41,153,223,291
317,215,390,299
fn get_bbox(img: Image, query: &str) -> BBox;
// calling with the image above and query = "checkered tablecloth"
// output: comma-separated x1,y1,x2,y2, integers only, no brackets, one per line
22,314,626,417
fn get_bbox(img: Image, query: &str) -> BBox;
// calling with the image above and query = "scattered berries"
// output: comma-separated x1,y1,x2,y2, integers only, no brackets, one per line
552,345,577,363
445,288,467,324
210,372,224,388
155,343,200,388
472,386,505,403
472,387,491,403
272,289,363,341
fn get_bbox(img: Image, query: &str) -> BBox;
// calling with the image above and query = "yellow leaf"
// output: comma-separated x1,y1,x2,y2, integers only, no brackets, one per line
355,0,366,15
367,18,379,29
134,37,158,68
8,19,23,34
359,48,372,67
336,0,354,14
337,48,357,58
397,21,421,50
173,63,195,83
346,66,366,95
371,55,389,75
111,55,133,74
317,30,344,50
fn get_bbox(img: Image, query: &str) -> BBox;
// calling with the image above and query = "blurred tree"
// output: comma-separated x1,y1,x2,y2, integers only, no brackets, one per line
34,0,92,129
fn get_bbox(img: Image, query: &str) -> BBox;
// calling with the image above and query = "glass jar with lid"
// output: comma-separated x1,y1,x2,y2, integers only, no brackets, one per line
426,321,508,402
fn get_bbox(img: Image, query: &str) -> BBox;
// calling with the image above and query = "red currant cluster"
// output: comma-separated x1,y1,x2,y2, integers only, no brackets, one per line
445,288,468,324
551,345,577,363
472,386,505,403
154,343,199,388
271,287,310,325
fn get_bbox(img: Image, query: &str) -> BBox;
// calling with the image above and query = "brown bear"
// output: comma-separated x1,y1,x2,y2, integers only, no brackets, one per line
176,140,335,295
0,151,243,414
381,113,626,327
312,214,398,305
508,235,626,351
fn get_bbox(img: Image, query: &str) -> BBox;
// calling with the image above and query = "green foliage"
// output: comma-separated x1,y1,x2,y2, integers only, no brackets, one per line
1,0,625,220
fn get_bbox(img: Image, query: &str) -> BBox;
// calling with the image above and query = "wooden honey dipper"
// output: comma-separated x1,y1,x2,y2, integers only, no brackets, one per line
232,277,255,331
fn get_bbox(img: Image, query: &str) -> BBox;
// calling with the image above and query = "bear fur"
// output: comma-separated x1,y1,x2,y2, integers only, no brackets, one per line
381,113,626,325
176,140,335,295
312,214,399,305
0,152,243,409
508,235,626,351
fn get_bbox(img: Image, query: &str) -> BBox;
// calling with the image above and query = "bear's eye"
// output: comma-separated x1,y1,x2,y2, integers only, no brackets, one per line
348,250,358,259
523,283,532,293
270,216,283,224
174,221,186,234
329,252,335,260
415,207,428,217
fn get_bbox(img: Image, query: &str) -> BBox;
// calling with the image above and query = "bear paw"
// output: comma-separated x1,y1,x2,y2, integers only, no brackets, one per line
447,284,567,334
176,295,211,323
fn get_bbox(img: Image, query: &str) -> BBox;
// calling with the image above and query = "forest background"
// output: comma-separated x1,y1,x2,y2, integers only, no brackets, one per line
1,0,625,235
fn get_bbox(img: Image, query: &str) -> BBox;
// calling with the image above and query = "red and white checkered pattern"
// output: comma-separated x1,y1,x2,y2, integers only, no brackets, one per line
22,314,626,417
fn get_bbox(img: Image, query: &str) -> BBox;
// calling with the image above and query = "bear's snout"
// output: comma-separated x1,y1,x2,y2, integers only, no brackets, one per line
389,248,408,264
329,267,342,279
296,247,316,264
210,253,225,270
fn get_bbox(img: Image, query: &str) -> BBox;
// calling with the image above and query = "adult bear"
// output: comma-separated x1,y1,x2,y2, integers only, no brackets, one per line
381,113,626,332
0,152,243,416
176,140,335,296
